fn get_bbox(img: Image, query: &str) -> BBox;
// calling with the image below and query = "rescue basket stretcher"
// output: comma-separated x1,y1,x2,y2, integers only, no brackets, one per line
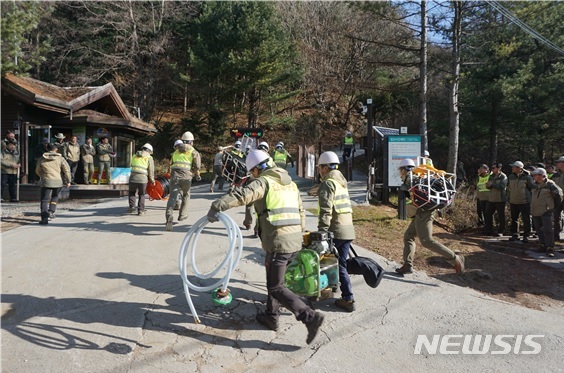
221,152,249,187
409,164,456,211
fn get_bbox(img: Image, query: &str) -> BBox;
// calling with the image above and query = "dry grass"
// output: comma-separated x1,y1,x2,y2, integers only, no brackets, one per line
349,200,564,313
351,205,410,257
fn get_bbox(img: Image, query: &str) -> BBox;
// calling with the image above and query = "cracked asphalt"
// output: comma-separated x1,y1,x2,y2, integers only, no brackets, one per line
2,167,563,372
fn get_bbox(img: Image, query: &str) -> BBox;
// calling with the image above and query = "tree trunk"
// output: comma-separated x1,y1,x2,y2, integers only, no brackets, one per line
419,1,428,154
489,100,498,164
447,1,462,175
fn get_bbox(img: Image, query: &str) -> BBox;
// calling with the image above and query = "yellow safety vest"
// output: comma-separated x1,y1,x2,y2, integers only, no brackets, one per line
171,149,193,170
131,155,150,174
231,149,244,158
263,176,301,226
318,178,352,214
477,174,490,193
344,137,353,145
273,150,287,163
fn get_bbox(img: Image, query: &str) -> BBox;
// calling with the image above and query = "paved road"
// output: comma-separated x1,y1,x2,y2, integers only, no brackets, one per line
2,168,563,372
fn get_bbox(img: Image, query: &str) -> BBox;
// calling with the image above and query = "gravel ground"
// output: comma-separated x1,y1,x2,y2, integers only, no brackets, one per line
1,198,104,232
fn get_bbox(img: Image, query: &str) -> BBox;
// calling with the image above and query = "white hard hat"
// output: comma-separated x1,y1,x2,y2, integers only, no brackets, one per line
399,158,416,169
245,150,270,171
234,140,242,148
257,141,270,151
424,150,430,157
275,142,283,149
346,131,352,136
142,143,153,153
318,151,340,165
174,139,183,148
181,131,194,141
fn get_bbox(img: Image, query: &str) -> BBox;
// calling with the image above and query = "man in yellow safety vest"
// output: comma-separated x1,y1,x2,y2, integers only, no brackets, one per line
128,144,155,215
341,131,354,162
165,131,201,231
271,142,294,169
317,151,356,312
207,150,324,345
476,164,490,227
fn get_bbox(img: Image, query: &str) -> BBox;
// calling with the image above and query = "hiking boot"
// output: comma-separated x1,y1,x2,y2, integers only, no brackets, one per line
48,212,56,220
165,215,173,231
128,207,136,213
252,229,259,239
454,255,465,274
39,218,48,225
508,235,519,242
138,210,146,215
522,236,529,244
395,264,413,275
178,215,188,221
306,312,324,345
335,298,355,312
547,248,555,257
243,223,251,230
256,312,278,331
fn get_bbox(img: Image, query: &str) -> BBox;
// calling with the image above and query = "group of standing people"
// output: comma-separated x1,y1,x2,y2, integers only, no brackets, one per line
35,133,115,185
476,158,564,257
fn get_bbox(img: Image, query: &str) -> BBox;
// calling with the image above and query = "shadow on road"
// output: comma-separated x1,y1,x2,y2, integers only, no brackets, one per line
1,271,300,354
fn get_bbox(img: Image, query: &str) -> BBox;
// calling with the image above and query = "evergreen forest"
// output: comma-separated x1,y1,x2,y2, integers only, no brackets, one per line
2,1,563,170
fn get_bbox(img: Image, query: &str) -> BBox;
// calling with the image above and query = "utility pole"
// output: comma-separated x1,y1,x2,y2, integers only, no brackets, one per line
366,98,373,166
366,99,373,202
420,0,428,153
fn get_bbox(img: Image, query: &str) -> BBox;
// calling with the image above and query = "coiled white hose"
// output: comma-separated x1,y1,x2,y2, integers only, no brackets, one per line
178,212,244,323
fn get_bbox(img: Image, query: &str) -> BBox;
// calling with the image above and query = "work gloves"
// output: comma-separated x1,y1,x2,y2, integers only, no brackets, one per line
195,175,202,182
207,208,220,223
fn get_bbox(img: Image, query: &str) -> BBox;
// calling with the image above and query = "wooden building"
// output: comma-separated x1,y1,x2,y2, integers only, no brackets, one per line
1,74,156,192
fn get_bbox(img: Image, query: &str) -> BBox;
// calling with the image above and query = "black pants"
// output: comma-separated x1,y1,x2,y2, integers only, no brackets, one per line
128,182,147,210
509,203,531,237
264,251,316,323
40,187,61,218
485,201,506,234
334,239,353,300
476,199,488,226
1,173,17,200
342,147,352,162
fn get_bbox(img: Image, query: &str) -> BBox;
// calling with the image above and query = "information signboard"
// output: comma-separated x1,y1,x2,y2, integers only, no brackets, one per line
387,135,421,187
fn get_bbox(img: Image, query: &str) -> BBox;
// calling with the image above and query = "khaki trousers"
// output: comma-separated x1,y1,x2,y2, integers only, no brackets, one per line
166,178,192,220
403,209,456,266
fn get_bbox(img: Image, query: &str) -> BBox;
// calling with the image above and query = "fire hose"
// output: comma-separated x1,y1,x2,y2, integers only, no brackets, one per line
178,212,243,323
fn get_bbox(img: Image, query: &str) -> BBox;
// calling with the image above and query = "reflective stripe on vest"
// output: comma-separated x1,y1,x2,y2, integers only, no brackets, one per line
273,150,287,163
171,149,193,170
477,175,490,193
131,155,149,174
318,178,353,214
344,137,353,145
263,176,301,226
